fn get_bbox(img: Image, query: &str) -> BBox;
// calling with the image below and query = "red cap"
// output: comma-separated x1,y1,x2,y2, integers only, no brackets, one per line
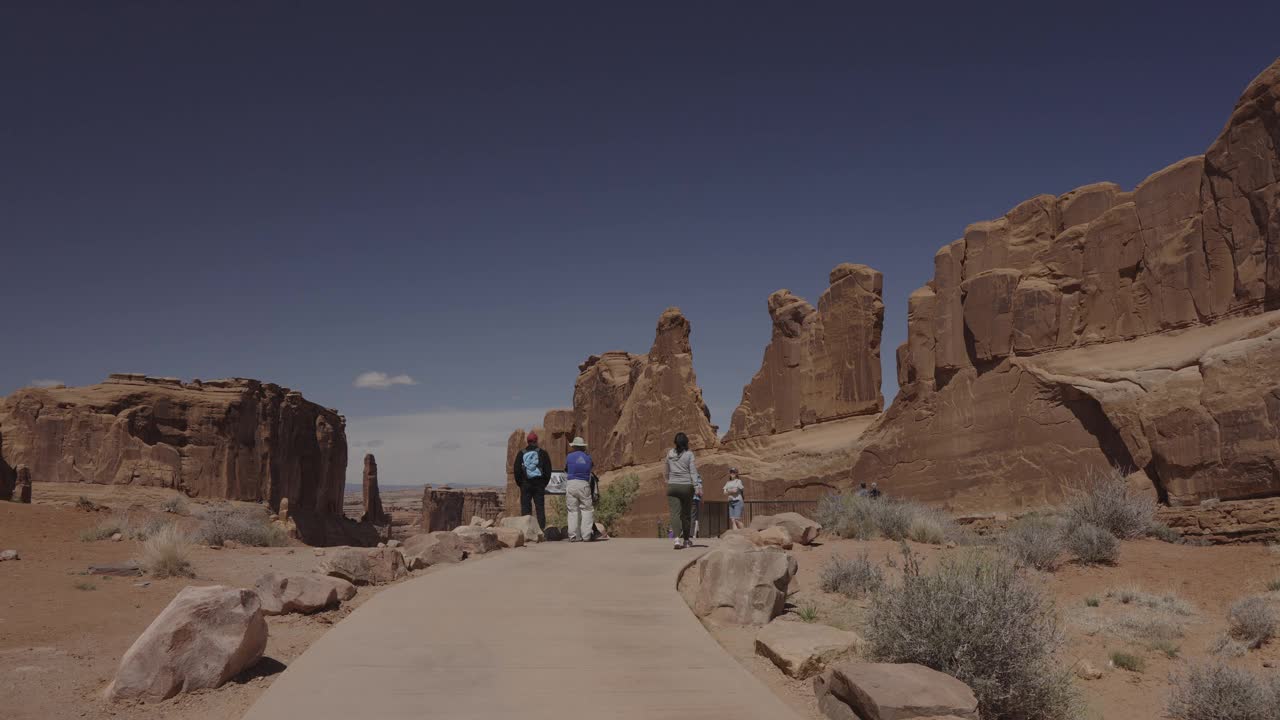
526,431,538,443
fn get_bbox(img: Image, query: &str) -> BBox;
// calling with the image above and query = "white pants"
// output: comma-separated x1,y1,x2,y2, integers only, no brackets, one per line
565,479,594,540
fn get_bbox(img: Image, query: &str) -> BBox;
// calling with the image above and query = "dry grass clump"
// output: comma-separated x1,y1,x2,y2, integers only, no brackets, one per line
1107,586,1196,615
195,506,288,547
1228,596,1277,649
1060,467,1155,539
1167,662,1280,720
138,523,193,578
820,553,884,599
999,516,1064,571
1065,523,1119,565
78,512,173,542
1147,521,1183,543
866,549,1077,720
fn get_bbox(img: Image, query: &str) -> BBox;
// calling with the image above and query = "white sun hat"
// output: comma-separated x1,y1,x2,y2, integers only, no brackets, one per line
570,437,587,447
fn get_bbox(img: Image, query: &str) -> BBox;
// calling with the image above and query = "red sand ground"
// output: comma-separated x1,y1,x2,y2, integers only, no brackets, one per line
701,536,1280,720
0,485,440,720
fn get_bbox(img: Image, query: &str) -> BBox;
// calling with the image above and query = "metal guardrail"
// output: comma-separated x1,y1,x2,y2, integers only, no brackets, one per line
658,499,820,539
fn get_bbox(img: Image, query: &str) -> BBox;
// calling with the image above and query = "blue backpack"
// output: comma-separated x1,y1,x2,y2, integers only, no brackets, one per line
522,450,543,479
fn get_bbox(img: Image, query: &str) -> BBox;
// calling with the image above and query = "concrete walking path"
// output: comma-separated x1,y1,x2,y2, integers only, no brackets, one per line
241,539,803,720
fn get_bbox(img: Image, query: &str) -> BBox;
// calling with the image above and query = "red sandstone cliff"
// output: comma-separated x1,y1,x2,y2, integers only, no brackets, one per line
0,374,348,515
857,58,1280,508
726,263,884,441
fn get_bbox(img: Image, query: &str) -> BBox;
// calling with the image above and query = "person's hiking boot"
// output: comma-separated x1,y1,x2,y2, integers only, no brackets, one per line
569,536,581,543
673,538,683,549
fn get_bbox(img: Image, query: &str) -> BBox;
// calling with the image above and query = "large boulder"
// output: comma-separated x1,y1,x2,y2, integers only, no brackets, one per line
319,547,407,585
813,662,978,720
499,515,545,543
749,512,822,546
253,572,355,615
755,525,794,549
755,620,863,679
453,525,502,554
493,527,525,548
106,585,267,701
692,537,796,625
399,531,468,569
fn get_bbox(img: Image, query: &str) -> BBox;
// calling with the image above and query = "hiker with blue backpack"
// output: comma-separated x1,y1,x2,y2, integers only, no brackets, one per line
513,431,553,530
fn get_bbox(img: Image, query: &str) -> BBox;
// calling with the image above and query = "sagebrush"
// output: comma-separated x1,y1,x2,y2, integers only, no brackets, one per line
1000,516,1063,571
866,549,1077,720
816,493,957,543
196,506,288,547
820,553,884,598
1061,467,1155,539
1167,662,1280,720
1065,523,1119,565
1228,596,1276,649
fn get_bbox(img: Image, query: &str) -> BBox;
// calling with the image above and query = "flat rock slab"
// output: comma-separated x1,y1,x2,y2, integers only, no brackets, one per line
755,620,862,679
814,662,978,720
243,539,803,720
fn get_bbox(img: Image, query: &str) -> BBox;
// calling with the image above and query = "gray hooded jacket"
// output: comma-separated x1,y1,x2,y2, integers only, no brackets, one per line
665,449,702,491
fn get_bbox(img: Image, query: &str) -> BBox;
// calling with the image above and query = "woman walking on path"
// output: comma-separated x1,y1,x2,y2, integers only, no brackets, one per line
723,467,745,530
665,432,702,549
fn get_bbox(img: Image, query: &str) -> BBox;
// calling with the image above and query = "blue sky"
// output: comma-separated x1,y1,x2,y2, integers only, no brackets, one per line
4,2,1278,486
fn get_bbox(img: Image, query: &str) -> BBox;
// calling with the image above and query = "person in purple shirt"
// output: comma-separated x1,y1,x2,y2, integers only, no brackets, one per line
564,437,595,542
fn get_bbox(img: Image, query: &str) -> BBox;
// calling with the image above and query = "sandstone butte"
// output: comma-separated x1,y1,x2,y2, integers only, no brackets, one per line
509,57,1280,530
0,373,379,544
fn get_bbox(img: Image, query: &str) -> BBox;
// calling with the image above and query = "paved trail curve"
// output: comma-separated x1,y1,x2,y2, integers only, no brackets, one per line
242,539,802,720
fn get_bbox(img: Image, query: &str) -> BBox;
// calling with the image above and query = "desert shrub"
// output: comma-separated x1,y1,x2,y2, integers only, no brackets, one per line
999,517,1064,571
820,553,885,599
138,523,193,578
1167,662,1280,720
1085,596,1100,607
546,496,567,529
815,493,876,540
1148,522,1182,543
73,581,97,591
1150,638,1181,658
906,511,950,545
1061,467,1155,539
196,507,288,547
1267,578,1280,593
1211,636,1250,658
75,495,97,512
866,549,1077,720
79,514,129,541
816,493,957,544
1065,523,1120,565
132,515,173,540
161,494,189,515
1228,596,1276,649
1110,651,1145,673
594,475,640,534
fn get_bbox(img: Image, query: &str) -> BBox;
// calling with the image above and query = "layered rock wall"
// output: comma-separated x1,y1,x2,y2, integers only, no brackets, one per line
727,264,884,440
861,59,1280,508
0,374,348,515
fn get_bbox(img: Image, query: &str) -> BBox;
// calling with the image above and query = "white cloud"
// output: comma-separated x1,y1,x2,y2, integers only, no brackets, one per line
345,408,541,488
353,371,418,390
29,379,66,388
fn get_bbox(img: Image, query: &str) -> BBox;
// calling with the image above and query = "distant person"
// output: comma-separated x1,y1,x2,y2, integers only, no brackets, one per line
856,482,870,498
513,431,552,529
564,437,595,542
664,432,702,549
723,467,745,530
869,482,882,500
